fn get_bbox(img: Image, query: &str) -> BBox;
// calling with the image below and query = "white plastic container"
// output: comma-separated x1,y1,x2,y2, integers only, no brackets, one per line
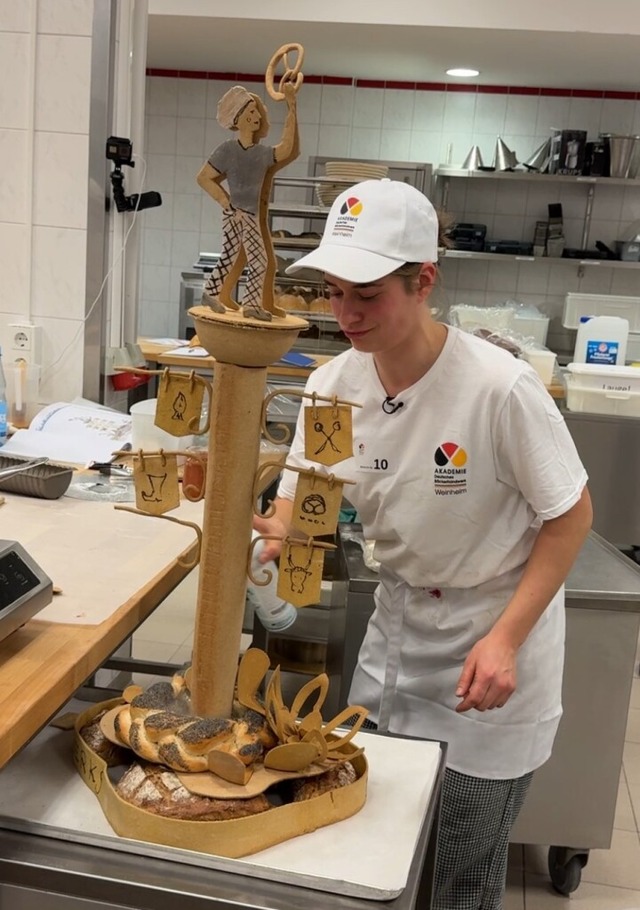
129,398,193,452
565,363,640,416
521,347,557,385
572,315,628,366
513,314,550,346
627,332,640,363
563,292,640,332
248,532,297,632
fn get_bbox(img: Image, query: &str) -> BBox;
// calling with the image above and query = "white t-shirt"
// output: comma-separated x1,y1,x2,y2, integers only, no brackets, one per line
279,326,586,589
278,326,588,778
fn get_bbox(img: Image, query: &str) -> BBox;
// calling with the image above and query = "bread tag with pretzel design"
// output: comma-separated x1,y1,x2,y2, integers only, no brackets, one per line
303,403,352,467
291,469,344,538
133,451,180,515
155,370,207,438
277,541,325,607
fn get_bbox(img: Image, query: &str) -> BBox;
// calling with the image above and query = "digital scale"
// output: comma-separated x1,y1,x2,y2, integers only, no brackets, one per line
0,539,52,643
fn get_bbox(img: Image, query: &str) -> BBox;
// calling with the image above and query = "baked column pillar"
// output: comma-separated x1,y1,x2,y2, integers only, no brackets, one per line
188,308,306,718
191,361,265,717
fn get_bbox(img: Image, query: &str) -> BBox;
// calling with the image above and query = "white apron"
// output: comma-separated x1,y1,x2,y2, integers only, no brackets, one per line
348,566,565,779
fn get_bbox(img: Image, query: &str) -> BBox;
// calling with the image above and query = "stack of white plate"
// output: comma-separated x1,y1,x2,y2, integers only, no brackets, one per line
316,161,389,206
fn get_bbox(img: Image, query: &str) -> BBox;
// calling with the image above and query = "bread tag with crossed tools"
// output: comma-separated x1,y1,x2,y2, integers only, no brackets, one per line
303,402,352,467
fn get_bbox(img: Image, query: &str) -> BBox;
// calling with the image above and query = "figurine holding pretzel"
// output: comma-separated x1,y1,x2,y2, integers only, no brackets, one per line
197,44,304,322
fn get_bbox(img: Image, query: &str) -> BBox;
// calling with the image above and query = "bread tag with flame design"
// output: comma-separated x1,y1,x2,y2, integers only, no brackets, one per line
155,370,207,438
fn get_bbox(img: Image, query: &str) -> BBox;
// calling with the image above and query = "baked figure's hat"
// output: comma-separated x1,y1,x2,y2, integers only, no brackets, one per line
217,85,254,130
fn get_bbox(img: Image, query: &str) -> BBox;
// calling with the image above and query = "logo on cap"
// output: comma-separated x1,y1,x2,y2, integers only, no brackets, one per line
340,197,363,216
332,196,363,239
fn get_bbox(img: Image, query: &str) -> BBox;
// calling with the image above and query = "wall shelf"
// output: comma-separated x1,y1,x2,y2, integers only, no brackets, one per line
442,249,640,269
435,166,640,278
434,168,640,188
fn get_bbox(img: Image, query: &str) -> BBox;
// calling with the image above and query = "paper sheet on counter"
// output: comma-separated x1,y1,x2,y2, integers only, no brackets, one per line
0,494,203,625
0,714,442,901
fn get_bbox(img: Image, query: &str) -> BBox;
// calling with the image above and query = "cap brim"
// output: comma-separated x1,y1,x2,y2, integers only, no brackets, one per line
285,244,404,283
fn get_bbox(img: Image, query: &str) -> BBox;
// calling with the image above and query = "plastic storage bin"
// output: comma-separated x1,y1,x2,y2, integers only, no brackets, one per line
565,363,640,416
513,314,550,346
563,292,640,332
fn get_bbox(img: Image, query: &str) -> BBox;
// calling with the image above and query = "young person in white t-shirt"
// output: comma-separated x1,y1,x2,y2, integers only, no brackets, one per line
254,179,592,910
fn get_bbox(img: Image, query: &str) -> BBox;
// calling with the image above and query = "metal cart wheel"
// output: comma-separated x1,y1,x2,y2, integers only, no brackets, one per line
548,846,589,895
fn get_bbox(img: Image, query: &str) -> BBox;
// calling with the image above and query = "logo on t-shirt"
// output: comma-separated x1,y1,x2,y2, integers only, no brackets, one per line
433,441,468,496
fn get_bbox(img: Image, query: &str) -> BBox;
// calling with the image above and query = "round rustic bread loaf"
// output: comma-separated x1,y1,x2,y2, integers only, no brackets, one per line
115,762,271,820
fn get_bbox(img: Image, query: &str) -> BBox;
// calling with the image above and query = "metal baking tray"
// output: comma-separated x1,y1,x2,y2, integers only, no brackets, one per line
0,455,73,499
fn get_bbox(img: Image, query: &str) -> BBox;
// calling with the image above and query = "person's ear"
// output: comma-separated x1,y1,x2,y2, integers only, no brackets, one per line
417,263,437,297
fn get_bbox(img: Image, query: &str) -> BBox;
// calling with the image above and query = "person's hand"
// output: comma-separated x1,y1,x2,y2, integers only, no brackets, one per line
252,512,287,563
454,630,517,713
282,79,297,105
222,203,236,217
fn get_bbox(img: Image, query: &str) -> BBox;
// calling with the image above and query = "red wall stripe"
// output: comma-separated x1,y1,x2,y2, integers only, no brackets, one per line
145,68,640,100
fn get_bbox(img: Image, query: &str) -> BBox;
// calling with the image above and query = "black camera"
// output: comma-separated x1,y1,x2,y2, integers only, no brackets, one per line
106,135,162,214
106,136,134,168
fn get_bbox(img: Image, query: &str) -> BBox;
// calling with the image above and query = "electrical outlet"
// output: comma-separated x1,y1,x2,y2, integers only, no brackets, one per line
13,330,30,350
8,323,42,366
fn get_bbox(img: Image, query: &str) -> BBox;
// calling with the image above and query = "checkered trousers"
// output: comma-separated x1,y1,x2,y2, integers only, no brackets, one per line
433,767,533,910
204,207,268,308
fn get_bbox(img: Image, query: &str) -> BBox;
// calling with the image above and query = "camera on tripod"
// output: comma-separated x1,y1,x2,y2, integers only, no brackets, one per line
106,136,162,214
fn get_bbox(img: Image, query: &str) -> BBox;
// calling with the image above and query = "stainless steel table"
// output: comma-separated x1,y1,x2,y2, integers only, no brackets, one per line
563,409,640,547
327,525,640,895
0,737,445,910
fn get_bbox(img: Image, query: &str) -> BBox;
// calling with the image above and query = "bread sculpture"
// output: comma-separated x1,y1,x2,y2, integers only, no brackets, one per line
85,649,367,786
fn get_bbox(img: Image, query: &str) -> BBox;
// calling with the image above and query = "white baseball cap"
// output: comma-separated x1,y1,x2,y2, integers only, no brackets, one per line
285,178,439,282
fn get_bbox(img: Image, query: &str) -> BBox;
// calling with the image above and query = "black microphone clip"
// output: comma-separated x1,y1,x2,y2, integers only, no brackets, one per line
382,396,404,415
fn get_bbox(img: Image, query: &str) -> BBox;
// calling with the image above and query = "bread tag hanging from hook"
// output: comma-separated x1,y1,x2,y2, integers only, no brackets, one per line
155,370,206,438
277,540,324,608
303,398,352,466
291,469,344,538
133,451,180,515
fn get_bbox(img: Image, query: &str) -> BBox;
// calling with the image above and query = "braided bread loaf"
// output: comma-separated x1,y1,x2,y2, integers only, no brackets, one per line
112,679,277,774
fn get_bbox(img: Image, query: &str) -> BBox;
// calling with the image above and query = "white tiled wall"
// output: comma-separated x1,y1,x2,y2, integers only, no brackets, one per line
0,0,94,404
141,75,640,344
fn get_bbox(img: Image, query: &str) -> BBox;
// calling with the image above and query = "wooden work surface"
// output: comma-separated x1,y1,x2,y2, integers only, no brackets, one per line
138,339,333,380
138,339,566,398
0,455,284,771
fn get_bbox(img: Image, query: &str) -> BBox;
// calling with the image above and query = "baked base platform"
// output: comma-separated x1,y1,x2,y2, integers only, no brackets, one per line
0,700,442,900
